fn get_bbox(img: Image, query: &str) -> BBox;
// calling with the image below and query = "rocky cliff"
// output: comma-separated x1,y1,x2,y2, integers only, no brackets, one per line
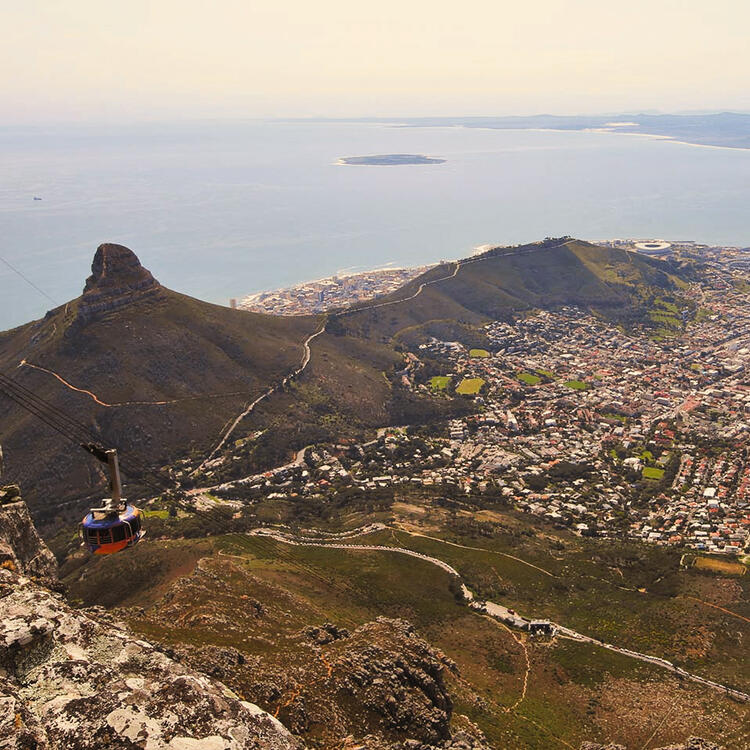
0,488,57,586
0,499,302,750
115,555,492,750
77,243,162,319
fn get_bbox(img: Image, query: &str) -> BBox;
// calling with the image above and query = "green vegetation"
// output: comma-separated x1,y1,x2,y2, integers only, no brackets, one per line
642,466,665,480
62,491,750,749
142,509,170,519
469,348,490,358
535,368,555,379
563,380,589,390
602,412,627,423
653,297,679,314
429,375,451,390
456,377,485,395
340,239,687,347
517,372,541,385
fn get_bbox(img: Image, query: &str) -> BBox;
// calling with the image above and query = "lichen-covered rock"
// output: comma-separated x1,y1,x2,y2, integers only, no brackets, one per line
301,622,350,645
0,483,21,504
653,739,722,750
334,727,491,750
0,499,57,585
0,569,303,749
0,501,303,750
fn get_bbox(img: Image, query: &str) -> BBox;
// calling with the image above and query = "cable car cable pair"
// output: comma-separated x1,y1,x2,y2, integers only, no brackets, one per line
0,371,365,603
0,372,335,571
0,374,147,556
0,372,230,556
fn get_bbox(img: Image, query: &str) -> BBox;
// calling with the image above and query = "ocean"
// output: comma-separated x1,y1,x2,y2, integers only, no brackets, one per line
1,119,749,330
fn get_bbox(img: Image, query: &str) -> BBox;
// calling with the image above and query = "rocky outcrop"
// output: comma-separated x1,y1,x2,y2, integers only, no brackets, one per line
0,501,302,750
580,738,722,750
333,618,457,745
116,556,491,750
0,496,57,586
78,243,162,319
336,730,490,750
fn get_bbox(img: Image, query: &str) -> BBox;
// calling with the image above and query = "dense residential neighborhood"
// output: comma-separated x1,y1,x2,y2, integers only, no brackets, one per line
239,265,434,315
188,242,750,562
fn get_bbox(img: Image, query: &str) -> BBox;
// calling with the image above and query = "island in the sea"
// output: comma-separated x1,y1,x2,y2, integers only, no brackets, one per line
337,153,446,165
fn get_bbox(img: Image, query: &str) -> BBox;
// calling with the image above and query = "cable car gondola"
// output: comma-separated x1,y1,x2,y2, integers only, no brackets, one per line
80,445,145,555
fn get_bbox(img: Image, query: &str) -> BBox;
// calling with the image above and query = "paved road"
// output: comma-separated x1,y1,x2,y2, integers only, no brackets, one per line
250,524,749,704
198,321,328,469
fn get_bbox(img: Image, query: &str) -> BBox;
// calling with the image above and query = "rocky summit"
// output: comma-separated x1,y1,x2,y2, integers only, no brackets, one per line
78,243,162,319
0,499,301,750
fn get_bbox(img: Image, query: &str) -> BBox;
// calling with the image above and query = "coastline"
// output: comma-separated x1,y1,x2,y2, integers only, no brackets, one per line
439,123,750,152
239,262,438,314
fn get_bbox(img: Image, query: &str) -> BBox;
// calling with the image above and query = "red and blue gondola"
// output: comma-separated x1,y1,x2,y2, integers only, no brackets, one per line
81,504,145,555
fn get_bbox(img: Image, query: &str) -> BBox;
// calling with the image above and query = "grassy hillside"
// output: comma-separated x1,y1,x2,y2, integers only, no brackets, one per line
65,496,749,749
185,238,692,489
216,239,689,481
338,238,686,341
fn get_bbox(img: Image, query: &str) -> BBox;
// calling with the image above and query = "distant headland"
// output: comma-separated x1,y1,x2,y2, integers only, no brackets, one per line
337,153,446,166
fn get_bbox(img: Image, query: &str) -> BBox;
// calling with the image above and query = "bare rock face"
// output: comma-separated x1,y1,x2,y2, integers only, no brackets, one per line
652,741,722,750
78,243,162,319
580,739,722,750
333,617,457,745
0,502,303,750
128,558,489,750
0,496,57,586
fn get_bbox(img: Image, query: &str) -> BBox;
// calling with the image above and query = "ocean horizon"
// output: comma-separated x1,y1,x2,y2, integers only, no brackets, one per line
1,119,749,330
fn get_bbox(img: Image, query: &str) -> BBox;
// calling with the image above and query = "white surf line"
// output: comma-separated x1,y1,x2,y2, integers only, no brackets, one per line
198,321,328,471
251,526,749,704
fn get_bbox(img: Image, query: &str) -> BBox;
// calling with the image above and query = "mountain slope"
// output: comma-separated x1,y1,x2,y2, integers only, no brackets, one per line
0,244,320,524
208,238,689,482
0,239,689,521
337,238,686,340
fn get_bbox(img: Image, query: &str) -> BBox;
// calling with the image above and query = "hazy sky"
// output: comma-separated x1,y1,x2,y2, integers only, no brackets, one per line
3,0,749,122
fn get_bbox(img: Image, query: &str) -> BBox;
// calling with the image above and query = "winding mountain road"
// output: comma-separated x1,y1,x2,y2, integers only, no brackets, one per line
201,238,576,466
198,321,328,469
249,524,750,705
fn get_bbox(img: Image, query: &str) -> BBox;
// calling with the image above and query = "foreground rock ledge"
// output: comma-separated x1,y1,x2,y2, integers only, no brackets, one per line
0,500,302,750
